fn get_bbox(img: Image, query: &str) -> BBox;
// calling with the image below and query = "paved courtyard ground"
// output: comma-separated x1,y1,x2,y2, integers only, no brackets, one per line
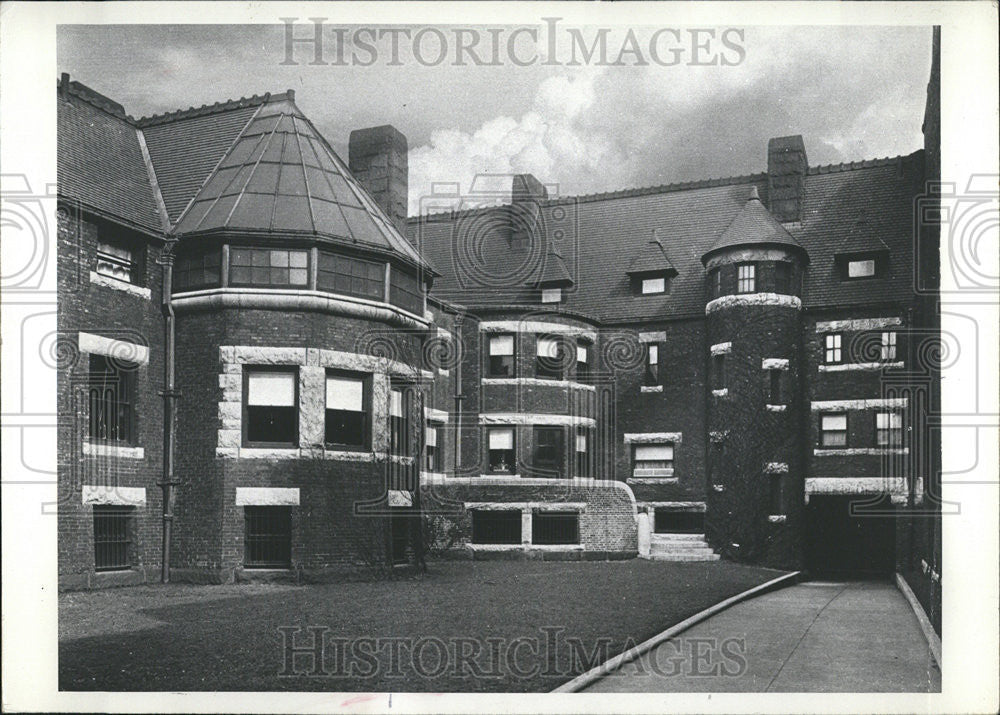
584,580,941,693
59,560,782,692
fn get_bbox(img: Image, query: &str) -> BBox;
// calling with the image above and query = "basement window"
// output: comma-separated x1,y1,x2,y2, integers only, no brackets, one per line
244,506,292,569
244,368,298,447
532,511,580,545
472,510,521,545
93,506,132,571
325,372,368,449
487,427,515,474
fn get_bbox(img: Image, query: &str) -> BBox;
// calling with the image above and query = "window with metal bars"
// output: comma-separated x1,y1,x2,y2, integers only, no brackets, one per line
93,506,132,571
471,510,522,545
173,248,221,292
229,247,308,287
737,263,756,293
88,355,137,444
532,511,580,545
317,252,384,302
244,506,292,568
96,239,141,285
824,333,842,364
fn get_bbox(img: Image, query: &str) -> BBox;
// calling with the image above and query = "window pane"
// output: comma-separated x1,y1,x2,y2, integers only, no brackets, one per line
425,427,438,447
270,250,289,267
576,345,588,363
247,372,296,406
575,433,587,452
489,428,514,449
326,377,363,411
642,277,665,294
648,344,658,364
537,338,559,358
390,389,404,417
635,444,673,461
848,259,876,278
490,335,514,356
541,288,562,303
822,414,847,431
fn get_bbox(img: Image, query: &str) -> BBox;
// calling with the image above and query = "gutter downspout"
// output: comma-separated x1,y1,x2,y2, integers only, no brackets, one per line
159,241,181,583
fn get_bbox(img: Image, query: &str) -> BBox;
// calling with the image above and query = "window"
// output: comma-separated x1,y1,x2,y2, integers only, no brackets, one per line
93,506,131,571
229,247,308,287
848,259,876,278
711,354,726,390
710,268,722,299
173,249,221,291
737,263,756,293
881,331,897,361
633,443,674,474
644,343,660,386
244,369,298,447
317,252,384,301
389,267,424,315
769,476,784,516
325,373,367,448
471,510,521,545
876,412,903,446
532,511,579,545
824,333,842,364
641,277,666,294
487,427,515,474
390,388,409,455
88,355,137,444
487,334,515,377
768,369,782,404
576,342,590,384
533,426,565,477
244,506,291,568
820,413,848,447
536,337,565,380
96,239,140,285
774,262,792,294
575,429,589,477
541,287,562,303
425,423,441,471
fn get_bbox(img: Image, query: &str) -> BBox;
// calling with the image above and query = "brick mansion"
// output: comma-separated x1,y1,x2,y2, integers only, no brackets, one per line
56,36,941,629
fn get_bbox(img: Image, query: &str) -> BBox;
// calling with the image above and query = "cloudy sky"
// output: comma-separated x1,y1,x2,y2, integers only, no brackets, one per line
59,23,933,214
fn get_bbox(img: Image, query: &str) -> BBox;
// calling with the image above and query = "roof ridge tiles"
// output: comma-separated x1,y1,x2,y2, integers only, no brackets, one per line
135,90,295,127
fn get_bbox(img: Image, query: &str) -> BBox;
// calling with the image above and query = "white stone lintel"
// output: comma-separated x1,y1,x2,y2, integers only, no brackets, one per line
768,515,787,523
764,462,789,474
640,385,663,393
627,477,680,485
624,432,682,444
88,271,152,300
82,442,145,459
638,331,666,343
804,477,909,498
811,397,908,411
706,293,802,314
482,377,596,392
479,320,597,342
712,388,729,397
766,404,788,412
815,316,903,332
762,358,789,370
479,413,596,427
78,332,149,366
82,485,146,506
424,407,450,423
710,341,732,355
235,487,300,506
818,362,905,372
813,447,910,456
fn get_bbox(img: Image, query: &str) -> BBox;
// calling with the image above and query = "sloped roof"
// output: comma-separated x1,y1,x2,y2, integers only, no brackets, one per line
171,98,429,269
627,236,678,276
410,153,924,321
702,186,806,263
534,250,574,286
57,81,163,233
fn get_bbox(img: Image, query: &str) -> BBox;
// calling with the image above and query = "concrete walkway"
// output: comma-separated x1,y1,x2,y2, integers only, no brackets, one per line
584,581,941,692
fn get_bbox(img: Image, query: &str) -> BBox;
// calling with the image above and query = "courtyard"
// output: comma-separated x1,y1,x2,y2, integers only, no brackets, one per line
59,560,783,692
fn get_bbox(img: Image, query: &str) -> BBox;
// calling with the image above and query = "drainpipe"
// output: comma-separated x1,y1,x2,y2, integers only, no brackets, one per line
159,240,181,583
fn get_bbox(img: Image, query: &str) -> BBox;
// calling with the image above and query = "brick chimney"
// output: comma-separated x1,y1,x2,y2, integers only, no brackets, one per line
509,174,547,248
349,125,408,235
767,135,808,223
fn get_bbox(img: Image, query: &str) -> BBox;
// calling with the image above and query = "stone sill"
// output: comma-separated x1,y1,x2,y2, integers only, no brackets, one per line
89,271,152,300
632,468,675,477
216,447,412,462
628,477,679,485
640,385,663,393
83,441,145,459
481,377,596,392
813,447,909,456
818,361,905,372
768,515,787,523
712,388,729,397
467,544,583,552
766,404,787,412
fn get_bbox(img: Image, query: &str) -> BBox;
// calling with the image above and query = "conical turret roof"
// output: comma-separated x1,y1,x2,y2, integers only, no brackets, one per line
173,97,430,271
702,186,807,264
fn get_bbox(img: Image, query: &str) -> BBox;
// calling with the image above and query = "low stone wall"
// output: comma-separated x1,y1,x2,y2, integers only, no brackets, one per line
421,477,639,560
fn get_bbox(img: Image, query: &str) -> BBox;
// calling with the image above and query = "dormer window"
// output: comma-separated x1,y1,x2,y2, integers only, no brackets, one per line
541,287,562,303
627,235,677,297
836,250,888,281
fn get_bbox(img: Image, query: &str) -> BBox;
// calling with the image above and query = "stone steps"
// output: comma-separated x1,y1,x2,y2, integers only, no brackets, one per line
647,533,720,561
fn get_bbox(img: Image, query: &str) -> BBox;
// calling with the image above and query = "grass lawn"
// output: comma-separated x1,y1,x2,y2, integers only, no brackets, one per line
59,560,786,692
